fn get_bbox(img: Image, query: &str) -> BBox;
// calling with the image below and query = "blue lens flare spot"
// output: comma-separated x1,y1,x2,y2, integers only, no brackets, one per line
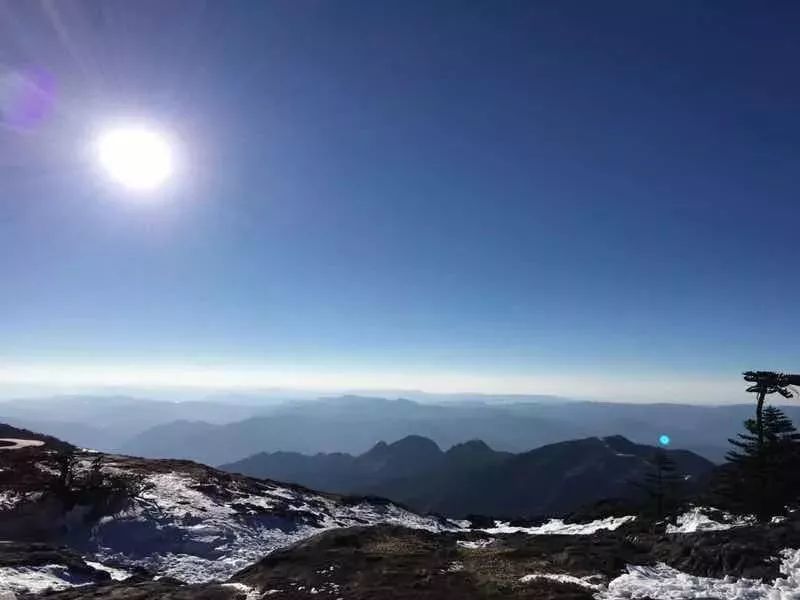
659,435,671,446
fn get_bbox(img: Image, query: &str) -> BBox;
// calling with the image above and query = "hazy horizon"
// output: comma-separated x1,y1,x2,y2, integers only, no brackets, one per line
0,366,757,405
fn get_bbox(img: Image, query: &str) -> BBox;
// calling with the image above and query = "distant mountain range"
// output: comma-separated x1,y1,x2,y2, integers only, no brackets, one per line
0,395,274,451
120,396,798,465
2,394,795,466
222,434,714,518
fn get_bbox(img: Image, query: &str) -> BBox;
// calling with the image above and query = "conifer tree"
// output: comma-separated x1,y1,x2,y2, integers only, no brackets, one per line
635,449,684,518
722,406,800,519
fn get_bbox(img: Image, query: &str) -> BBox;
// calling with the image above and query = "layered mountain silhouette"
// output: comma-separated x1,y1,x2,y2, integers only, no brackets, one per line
116,396,800,465
222,434,714,517
6,395,799,465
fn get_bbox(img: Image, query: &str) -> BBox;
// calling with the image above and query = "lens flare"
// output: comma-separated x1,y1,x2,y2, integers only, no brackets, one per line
659,434,671,446
0,68,56,131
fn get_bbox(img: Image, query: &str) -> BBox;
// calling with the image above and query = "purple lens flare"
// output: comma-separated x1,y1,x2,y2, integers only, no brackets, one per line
0,67,57,131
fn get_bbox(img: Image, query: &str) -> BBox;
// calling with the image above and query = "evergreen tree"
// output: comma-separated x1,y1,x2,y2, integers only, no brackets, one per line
634,449,684,518
722,406,800,519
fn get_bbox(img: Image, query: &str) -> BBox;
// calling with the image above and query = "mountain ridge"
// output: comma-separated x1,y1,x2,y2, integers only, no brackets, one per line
222,434,714,518
119,397,800,464
7,395,800,465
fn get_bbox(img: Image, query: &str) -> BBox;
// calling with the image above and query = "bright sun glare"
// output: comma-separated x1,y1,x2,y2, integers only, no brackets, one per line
95,125,175,192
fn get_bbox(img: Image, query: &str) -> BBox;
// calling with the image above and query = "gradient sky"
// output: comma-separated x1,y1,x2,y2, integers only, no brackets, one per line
1,1,799,402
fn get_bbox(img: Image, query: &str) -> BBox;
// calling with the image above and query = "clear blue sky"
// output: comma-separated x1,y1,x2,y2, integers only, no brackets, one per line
1,1,798,401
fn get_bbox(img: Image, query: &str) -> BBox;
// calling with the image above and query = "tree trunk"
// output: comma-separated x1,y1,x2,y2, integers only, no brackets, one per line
755,388,767,520
756,388,766,449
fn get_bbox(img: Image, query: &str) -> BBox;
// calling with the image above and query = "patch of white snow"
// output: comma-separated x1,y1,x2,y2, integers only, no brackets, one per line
89,470,461,584
666,507,755,534
482,515,635,535
0,492,23,511
457,538,495,549
84,560,132,581
0,439,44,451
0,564,92,594
222,582,262,599
520,572,605,590
445,561,464,573
596,548,800,600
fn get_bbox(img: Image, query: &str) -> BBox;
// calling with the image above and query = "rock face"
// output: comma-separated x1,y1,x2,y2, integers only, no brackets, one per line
232,525,600,600
222,435,714,517
651,518,800,581
227,517,800,600
22,579,245,600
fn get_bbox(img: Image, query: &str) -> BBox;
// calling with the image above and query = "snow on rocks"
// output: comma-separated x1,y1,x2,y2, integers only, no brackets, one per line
666,507,755,534
0,564,93,595
597,548,800,600
87,467,460,583
773,516,789,525
0,439,44,452
0,492,25,511
517,547,800,600
222,582,262,599
481,515,635,535
520,572,605,590
457,538,495,549
83,560,131,581
441,561,465,574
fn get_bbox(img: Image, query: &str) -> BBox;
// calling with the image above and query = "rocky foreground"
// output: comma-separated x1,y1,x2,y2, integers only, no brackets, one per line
0,427,798,599
6,514,800,599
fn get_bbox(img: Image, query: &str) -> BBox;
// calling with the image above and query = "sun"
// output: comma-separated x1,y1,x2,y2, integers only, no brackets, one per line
95,125,175,192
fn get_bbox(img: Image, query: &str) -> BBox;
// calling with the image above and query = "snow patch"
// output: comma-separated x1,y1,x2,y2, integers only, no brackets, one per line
84,560,132,581
520,572,605,590
0,439,44,451
0,492,24,510
597,548,800,600
457,538,495,549
444,561,464,573
0,564,92,595
482,515,635,535
89,470,460,584
666,507,755,534
222,582,262,599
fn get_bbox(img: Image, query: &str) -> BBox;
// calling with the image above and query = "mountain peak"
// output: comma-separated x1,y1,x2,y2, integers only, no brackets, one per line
358,435,443,476
389,435,441,453
446,439,493,454
602,435,644,456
